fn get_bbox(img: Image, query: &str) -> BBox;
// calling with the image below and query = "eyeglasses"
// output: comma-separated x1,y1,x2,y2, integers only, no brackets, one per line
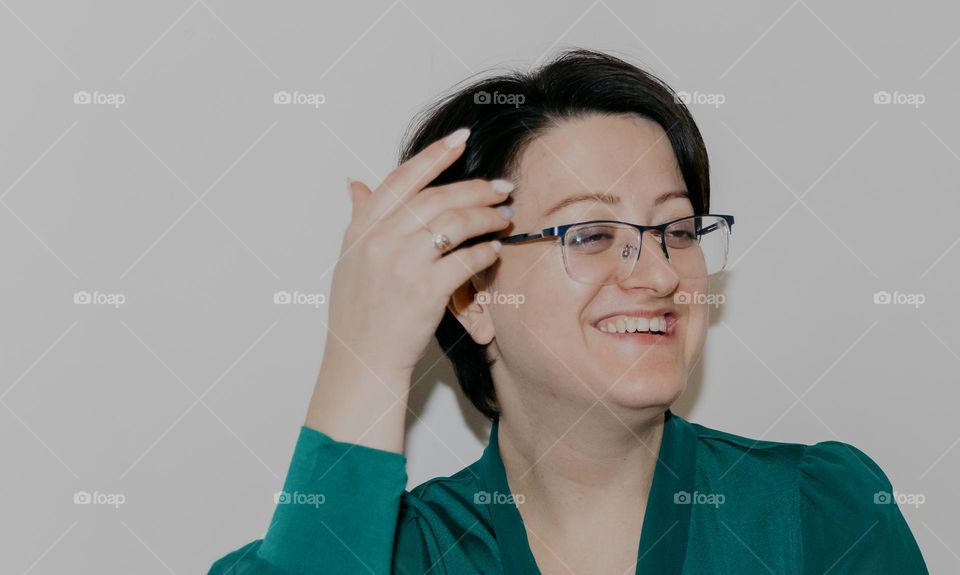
499,214,735,285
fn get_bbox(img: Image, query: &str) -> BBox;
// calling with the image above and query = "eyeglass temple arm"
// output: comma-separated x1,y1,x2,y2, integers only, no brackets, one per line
500,226,563,244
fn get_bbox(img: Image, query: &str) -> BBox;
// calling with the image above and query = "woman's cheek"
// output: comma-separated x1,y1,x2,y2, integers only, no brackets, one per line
679,278,710,364
684,302,709,367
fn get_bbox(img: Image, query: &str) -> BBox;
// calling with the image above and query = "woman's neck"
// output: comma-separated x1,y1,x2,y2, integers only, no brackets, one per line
496,407,666,527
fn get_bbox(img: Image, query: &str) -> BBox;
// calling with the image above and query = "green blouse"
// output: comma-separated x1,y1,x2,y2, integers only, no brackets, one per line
208,410,928,574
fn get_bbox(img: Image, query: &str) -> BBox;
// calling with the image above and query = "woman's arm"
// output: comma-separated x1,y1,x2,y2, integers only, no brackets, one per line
208,127,511,573
304,126,508,454
208,424,409,574
799,440,928,574
305,354,412,454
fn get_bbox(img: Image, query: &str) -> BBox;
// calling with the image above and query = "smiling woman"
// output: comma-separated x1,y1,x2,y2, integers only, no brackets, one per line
208,49,927,574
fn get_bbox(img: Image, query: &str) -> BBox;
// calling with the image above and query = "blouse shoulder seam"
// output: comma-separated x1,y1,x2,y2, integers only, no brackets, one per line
410,463,483,500
691,421,806,452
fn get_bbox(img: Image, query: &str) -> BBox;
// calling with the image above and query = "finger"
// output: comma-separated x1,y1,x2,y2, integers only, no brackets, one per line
435,239,503,296
366,127,472,221
414,205,512,259
393,178,514,235
347,177,373,213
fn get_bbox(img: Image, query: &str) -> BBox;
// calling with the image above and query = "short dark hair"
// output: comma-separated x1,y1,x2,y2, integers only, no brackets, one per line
398,48,711,420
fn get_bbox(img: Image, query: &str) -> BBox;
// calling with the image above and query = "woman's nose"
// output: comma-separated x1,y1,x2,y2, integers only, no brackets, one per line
618,233,680,292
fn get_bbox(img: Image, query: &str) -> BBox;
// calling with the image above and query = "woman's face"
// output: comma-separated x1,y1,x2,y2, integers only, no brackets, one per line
467,113,709,417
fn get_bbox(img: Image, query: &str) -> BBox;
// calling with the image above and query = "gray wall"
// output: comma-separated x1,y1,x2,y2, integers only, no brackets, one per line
1,1,957,573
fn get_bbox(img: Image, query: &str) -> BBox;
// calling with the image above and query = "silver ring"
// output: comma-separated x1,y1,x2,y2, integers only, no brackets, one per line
430,230,452,252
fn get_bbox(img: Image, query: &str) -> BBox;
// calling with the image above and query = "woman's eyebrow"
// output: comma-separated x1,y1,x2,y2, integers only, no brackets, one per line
540,189,689,218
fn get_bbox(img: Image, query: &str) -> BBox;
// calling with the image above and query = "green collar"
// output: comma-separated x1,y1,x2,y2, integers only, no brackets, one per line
479,409,697,574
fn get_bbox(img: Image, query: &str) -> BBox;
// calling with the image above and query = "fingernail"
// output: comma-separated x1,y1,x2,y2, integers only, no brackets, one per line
491,240,502,253
496,204,513,220
491,179,514,194
443,127,471,149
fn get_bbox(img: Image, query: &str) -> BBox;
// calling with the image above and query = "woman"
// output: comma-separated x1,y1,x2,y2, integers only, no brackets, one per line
208,49,927,574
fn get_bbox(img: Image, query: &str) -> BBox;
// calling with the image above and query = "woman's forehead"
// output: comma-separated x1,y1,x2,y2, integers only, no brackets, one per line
512,114,689,221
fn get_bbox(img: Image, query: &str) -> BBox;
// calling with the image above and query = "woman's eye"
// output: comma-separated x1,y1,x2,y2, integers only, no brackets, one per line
570,227,615,245
577,233,610,244
568,228,617,253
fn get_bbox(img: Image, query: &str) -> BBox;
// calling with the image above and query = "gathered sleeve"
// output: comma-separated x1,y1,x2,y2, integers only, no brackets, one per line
208,425,409,574
798,440,928,574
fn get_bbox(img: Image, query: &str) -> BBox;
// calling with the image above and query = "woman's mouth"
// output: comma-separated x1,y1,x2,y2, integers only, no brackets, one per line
592,312,678,342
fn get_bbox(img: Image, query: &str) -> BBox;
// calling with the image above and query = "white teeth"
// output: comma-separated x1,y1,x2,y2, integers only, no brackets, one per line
598,315,669,334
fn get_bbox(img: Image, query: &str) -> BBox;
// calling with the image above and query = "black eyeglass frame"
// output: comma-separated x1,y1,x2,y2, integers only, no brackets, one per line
498,213,735,281
501,213,734,251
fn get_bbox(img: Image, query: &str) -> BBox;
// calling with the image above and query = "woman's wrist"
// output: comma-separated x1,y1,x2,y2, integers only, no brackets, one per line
304,355,412,453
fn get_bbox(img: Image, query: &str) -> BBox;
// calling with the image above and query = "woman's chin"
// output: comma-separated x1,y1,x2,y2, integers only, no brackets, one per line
592,370,686,412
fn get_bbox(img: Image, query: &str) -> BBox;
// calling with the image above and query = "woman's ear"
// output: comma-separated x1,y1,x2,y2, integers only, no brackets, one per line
446,275,496,345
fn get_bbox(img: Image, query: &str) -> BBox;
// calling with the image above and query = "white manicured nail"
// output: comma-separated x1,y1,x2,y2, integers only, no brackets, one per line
443,128,471,148
491,179,514,194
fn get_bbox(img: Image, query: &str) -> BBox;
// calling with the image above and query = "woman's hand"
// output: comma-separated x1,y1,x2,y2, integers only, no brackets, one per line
330,127,513,376
305,128,514,451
